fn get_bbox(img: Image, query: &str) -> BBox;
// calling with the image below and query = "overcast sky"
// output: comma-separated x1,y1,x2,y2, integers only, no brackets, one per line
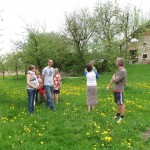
0,0,150,54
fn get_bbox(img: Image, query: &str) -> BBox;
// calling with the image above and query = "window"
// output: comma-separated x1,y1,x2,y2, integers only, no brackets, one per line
143,53,148,59
129,50,138,59
143,42,148,48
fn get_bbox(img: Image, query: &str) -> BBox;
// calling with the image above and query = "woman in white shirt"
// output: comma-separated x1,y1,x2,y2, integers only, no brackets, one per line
84,64,99,112
27,64,39,115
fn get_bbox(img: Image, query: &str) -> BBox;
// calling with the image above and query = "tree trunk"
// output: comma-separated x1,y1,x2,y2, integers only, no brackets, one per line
7,70,10,76
2,71,5,79
15,66,19,80
76,44,85,65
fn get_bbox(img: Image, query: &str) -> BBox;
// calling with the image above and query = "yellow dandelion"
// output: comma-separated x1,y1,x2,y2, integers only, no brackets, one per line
38,133,42,137
104,136,112,142
40,141,44,145
101,131,108,135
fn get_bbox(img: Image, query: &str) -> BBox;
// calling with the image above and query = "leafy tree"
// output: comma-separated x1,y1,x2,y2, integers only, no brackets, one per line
0,55,7,79
6,50,24,80
10,2,148,75
91,1,122,70
64,8,94,70
90,0,147,71
17,28,69,73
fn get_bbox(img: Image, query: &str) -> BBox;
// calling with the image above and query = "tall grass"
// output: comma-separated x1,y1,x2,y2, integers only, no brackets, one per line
0,64,150,150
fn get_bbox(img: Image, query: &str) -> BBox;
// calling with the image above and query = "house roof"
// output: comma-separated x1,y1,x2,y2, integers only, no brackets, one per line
128,47,137,51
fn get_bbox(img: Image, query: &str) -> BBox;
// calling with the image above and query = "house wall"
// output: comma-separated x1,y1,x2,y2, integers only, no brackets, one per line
138,33,150,64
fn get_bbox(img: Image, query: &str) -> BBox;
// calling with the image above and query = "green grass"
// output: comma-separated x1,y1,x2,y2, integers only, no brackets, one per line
0,64,150,150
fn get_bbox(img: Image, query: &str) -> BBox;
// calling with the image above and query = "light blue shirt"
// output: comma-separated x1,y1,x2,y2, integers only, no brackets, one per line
42,66,55,86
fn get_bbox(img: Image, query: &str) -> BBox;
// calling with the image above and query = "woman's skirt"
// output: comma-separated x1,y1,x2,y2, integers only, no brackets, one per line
86,86,98,106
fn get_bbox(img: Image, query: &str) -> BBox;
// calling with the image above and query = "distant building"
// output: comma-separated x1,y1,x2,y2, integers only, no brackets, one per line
128,23,150,64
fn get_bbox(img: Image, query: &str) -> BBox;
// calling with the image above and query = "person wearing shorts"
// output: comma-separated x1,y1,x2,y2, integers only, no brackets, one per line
114,92,124,105
106,57,126,123
53,68,61,104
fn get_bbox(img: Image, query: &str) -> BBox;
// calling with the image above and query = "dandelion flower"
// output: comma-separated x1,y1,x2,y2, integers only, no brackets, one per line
104,136,112,142
40,141,44,145
38,133,42,137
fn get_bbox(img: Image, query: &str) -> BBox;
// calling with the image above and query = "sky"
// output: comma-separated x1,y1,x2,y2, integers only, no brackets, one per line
0,0,150,55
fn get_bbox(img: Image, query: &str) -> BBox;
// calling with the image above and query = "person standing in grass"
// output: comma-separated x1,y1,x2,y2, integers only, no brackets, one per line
106,57,126,123
89,60,97,72
53,68,61,104
42,59,56,111
27,64,39,115
85,60,97,73
84,64,99,112
38,78,46,104
34,68,40,105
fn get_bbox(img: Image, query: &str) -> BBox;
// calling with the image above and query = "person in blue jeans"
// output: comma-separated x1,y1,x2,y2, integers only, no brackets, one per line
27,64,39,115
42,59,56,110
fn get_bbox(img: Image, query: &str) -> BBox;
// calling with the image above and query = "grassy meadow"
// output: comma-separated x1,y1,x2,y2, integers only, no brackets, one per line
0,64,150,150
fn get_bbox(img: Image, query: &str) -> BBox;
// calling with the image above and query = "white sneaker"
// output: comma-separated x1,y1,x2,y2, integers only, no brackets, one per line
117,118,123,123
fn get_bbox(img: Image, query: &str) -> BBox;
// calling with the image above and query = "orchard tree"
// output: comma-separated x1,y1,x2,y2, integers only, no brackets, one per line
0,55,7,79
92,1,122,70
16,27,69,72
64,8,94,70
6,50,24,80
118,6,147,58
91,0,147,71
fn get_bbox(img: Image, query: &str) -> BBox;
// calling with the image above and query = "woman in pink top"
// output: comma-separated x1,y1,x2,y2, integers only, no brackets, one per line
53,68,61,104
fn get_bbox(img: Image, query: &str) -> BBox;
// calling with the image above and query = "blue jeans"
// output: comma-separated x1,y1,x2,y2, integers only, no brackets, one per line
27,89,36,114
45,85,55,109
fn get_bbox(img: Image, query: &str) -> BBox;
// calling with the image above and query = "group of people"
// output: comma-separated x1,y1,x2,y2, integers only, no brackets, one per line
26,57,126,123
26,60,61,115
85,58,126,123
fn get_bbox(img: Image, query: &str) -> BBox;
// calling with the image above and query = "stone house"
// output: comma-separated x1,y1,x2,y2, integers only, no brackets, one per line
129,25,150,64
